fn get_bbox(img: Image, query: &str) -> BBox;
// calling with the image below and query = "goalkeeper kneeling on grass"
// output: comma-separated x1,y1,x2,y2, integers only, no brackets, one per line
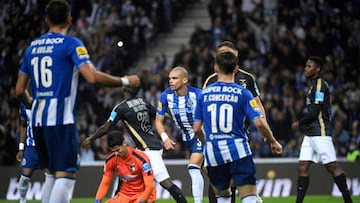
94,131,156,203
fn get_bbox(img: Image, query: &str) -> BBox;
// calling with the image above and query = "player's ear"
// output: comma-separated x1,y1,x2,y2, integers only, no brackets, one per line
214,64,219,73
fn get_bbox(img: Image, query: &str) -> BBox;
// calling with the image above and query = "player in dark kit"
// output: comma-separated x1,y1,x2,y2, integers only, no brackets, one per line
203,41,268,203
291,56,353,203
82,86,187,203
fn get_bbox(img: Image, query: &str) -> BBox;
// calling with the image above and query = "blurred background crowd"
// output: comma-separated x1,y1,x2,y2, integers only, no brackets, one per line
1,0,359,165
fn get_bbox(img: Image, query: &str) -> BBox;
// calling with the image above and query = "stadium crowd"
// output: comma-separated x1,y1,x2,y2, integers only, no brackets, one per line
1,0,360,165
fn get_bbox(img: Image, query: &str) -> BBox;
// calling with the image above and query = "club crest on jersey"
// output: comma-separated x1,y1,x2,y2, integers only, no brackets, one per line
130,164,135,172
187,99,194,108
238,79,247,88
76,46,89,59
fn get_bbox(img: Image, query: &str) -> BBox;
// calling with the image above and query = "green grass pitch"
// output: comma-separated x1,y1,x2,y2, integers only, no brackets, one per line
1,196,359,203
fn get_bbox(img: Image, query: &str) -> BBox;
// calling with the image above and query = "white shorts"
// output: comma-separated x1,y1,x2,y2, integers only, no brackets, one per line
143,149,170,182
299,136,337,164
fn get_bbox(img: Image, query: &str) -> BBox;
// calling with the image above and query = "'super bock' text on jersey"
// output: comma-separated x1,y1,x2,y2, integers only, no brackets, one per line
303,78,332,136
157,86,202,141
19,32,91,127
202,68,260,97
108,98,162,150
194,82,262,167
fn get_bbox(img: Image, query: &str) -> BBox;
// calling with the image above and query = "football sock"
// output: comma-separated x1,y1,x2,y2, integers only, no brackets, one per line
217,195,231,203
187,164,204,203
241,194,262,203
334,173,353,203
230,186,236,203
242,194,258,203
296,176,309,203
168,184,188,203
18,174,30,201
41,173,55,203
208,185,217,203
49,177,75,203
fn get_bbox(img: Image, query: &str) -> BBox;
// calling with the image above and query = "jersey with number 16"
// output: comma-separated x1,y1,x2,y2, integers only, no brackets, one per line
19,32,91,127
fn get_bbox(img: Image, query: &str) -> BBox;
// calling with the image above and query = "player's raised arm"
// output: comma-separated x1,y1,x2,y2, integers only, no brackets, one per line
78,63,140,87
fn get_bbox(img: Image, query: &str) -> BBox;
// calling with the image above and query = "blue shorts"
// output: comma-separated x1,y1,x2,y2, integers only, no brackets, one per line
22,145,41,169
185,137,203,154
207,156,257,190
33,124,80,172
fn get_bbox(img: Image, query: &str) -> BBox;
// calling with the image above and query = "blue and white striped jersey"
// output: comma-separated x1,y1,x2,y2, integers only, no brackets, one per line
157,85,202,141
194,82,262,167
20,103,35,147
19,32,91,126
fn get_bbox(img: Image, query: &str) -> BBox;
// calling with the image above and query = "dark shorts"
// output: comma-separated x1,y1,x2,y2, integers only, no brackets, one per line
22,145,41,169
207,156,257,190
185,137,204,155
33,124,80,172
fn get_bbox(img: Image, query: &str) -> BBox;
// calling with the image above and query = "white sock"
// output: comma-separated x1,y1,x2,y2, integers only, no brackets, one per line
217,196,231,203
41,173,55,203
49,177,75,203
188,164,204,203
242,194,259,203
18,174,30,200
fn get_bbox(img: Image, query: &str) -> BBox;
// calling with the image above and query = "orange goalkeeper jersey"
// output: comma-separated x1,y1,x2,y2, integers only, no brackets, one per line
96,147,154,200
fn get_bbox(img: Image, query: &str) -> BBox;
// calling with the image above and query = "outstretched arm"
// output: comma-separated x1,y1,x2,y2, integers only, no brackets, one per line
81,122,112,148
193,121,205,145
95,175,112,202
79,63,140,87
253,117,282,155
155,114,176,150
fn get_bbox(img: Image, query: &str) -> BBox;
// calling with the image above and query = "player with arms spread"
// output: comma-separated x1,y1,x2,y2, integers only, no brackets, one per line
291,56,353,203
15,1,139,202
82,86,188,203
193,51,282,203
94,131,156,203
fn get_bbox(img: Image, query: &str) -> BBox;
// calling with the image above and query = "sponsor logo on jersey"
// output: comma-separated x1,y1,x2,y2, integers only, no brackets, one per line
249,99,260,111
142,162,152,173
157,102,162,110
315,91,324,102
76,46,89,59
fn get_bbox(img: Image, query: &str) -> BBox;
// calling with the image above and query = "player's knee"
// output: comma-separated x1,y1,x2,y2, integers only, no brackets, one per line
213,187,231,197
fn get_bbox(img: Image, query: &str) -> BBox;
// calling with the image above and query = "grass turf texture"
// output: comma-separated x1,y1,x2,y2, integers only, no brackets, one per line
1,196,359,203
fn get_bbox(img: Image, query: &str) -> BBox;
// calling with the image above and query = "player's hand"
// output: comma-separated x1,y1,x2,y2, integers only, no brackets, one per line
291,121,299,130
16,151,24,162
127,75,140,87
163,138,176,150
81,137,91,149
270,140,283,155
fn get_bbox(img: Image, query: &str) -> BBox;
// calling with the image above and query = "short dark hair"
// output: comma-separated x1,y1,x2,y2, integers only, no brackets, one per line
308,56,325,69
46,0,70,26
215,51,238,74
124,86,140,98
107,131,125,148
216,41,237,52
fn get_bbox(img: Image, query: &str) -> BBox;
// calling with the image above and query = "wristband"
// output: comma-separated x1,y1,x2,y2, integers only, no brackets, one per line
120,77,129,86
160,132,169,142
19,143,25,151
94,199,101,203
